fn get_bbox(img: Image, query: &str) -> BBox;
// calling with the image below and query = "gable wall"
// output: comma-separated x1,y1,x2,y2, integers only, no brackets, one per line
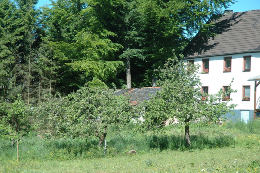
186,52,260,121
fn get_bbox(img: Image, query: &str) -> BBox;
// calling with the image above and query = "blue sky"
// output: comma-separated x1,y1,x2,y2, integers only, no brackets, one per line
36,0,260,12
226,0,260,12
36,0,51,8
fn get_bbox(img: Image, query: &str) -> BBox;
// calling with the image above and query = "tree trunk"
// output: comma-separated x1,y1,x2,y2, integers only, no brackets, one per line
152,76,157,87
38,82,41,103
28,48,31,105
12,139,15,147
124,23,131,90
17,138,19,162
98,132,107,147
50,80,52,95
185,125,191,147
126,56,131,89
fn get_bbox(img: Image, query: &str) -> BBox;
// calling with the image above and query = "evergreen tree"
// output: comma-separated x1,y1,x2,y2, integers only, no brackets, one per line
87,0,145,89
0,0,40,103
0,0,17,99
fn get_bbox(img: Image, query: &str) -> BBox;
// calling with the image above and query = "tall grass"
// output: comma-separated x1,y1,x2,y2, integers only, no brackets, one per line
1,120,260,162
225,118,260,134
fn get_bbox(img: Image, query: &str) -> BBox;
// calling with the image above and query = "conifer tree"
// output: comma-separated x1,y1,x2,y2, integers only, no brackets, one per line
0,0,40,103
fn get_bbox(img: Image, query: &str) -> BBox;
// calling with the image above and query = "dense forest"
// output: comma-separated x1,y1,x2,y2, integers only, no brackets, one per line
0,0,234,103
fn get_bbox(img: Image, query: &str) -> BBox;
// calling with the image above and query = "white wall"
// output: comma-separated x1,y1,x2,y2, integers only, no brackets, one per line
189,52,260,110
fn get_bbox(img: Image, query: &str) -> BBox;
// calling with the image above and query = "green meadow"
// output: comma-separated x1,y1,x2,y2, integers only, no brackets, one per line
1,120,260,173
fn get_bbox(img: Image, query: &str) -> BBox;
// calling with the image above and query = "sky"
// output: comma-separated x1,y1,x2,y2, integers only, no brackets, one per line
226,0,260,12
36,0,51,8
36,0,260,12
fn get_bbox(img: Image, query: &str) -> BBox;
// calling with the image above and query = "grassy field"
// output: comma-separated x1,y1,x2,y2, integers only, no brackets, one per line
1,121,260,172
1,147,260,172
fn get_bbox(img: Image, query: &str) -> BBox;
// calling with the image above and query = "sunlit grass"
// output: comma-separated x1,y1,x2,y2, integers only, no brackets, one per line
1,120,260,172
1,147,260,172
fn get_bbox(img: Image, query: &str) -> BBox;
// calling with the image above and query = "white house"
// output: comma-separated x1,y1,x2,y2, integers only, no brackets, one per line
184,10,260,122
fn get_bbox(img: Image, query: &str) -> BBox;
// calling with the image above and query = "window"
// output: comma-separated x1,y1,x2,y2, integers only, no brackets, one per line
243,56,251,71
202,86,208,100
223,57,232,72
242,85,250,101
222,86,230,101
202,59,209,73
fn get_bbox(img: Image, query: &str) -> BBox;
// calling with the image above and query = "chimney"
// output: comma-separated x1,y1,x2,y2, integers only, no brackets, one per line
224,10,233,14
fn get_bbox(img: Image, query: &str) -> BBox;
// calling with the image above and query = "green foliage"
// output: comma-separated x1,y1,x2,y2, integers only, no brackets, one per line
68,60,124,85
144,59,235,129
85,0,234,87
40,0,124,91
64,87,134,141
226,118,260,134
0,0,235,98
0,0,47,104
48,30,124,88
31,93,67,136
32,87,136,146
143,58,236,146
3,121,260,164
0,95,31,140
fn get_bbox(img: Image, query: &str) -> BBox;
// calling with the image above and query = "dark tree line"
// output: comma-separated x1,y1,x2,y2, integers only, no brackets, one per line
0,0,234,104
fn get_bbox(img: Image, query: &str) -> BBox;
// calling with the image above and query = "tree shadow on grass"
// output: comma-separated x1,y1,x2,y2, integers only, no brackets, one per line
108,132,235,153
148,133,235,151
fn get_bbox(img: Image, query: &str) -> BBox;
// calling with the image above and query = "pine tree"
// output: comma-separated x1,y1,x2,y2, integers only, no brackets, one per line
0,0,43,104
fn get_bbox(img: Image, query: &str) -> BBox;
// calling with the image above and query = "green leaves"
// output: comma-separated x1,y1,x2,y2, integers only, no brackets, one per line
40,0,125,90
143,58,236,131
64,87,133,138
0,95,30,139
142,57,237,147
69,61,123,81
32,87,136,145
1,0,235,99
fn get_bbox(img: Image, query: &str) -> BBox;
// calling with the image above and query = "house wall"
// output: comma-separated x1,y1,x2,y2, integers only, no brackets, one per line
186,52,260,122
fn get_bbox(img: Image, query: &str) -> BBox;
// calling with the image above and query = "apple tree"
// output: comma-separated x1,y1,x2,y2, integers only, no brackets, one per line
143,58,236,147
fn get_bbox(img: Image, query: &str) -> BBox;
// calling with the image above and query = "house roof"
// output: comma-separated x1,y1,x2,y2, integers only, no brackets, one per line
115,87,161,105
184,10,260,58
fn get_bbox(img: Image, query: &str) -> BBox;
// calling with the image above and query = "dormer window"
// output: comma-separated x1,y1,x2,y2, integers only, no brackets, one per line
202,59,209,74
223,57,232,72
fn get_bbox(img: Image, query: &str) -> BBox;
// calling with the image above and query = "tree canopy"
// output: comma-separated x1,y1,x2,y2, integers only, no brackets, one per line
0,0,234,101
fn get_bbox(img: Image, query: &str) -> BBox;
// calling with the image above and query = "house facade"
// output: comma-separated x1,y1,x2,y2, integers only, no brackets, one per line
184,10,260,122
